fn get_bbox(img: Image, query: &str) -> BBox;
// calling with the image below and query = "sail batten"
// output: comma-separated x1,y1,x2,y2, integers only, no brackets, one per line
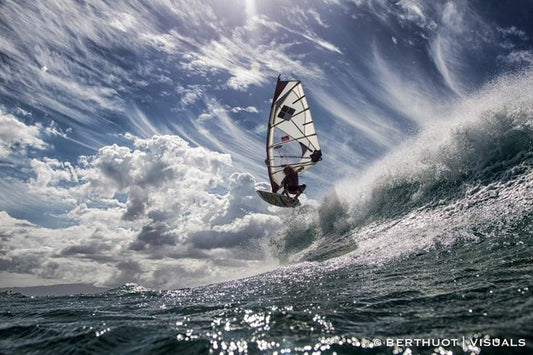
265,77,322,193
292,95,306,104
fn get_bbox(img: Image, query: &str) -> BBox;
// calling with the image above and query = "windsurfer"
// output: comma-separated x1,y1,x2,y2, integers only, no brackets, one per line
281,166,306,201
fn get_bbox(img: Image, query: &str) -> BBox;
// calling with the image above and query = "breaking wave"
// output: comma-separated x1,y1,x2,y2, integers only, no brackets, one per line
273,68,533,263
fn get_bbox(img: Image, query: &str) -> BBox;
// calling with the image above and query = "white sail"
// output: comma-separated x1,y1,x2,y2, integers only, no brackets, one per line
266,77,322,192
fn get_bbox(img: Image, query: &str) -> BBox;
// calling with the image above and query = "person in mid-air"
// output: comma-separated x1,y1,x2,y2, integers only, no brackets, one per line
281,166,306,202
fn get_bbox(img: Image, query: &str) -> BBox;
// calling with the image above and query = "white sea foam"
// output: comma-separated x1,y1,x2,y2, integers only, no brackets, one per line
280,69,533,266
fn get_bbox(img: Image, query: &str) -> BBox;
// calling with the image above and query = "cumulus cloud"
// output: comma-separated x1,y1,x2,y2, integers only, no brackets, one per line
230,106,259,113
176,84,206,108
0,110,46,157
0,133,288,289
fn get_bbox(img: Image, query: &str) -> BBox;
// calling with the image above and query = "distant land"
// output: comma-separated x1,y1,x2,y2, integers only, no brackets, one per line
0,283,109,297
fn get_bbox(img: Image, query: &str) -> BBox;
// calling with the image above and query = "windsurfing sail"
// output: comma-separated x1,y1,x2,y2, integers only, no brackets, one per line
266,76,322,193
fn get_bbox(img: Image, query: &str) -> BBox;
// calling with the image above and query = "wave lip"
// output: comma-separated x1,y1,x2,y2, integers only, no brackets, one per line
276,69,533,264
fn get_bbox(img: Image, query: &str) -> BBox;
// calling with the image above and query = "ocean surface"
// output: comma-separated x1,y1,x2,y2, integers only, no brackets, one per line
2,76,533,353
1,233,532,355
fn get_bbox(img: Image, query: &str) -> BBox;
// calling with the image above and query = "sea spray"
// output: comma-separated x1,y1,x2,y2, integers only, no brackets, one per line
271,69,532,265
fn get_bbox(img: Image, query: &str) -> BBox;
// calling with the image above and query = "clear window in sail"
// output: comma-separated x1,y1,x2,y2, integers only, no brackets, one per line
278,105,296,120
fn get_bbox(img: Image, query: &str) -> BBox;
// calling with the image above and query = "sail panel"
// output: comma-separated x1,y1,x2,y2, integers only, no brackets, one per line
266,78,322,192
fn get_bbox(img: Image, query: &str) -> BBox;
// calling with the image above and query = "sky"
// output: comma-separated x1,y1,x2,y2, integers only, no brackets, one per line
1,0,532,290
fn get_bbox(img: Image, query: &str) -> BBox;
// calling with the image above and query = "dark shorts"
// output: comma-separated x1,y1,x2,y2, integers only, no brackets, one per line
287,184,306,194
